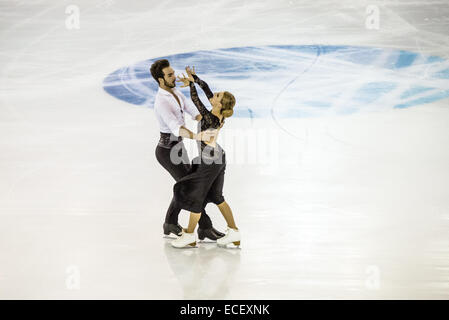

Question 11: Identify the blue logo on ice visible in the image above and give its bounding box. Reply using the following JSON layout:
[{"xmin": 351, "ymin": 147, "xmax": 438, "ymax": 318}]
[{"xmin": 103, "ymin": 45, "xmax": 449, "ymax": 118}]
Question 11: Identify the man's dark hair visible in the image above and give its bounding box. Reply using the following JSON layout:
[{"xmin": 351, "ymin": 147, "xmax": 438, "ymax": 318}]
[{"xmin": 150, "ymin": 59, "xmax": 170, "ymax": 83}]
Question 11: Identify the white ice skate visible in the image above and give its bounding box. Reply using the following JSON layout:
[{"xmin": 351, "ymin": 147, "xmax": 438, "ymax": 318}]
[
  {"xmin": 217, "ymin": 227, "xmax": 241, "ymax": 247},
  {"xmin": 171, "ymin": 231, "xmax": 197, "ymax": 248}
]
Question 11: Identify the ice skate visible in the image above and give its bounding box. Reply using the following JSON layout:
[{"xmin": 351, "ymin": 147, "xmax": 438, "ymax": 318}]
[
  {"xmin": 217, "ymin": 227, "xmax": 241, "ymax": 248},
  {"xmin": 171, "ymin": 231, "xmax": 197, "ymax": 248}
]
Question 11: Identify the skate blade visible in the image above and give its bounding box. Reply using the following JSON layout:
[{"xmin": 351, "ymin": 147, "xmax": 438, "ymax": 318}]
[
  {"xmin": 218, "ymin": 241, "xmax": 241, "ymax": 248},
  {"xmin": 171, "ymin": 242, "xmax": 197, "ymax": 249}
]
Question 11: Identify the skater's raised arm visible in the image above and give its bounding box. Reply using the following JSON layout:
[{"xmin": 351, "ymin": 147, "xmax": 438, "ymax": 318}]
[
  {"xmin": 177, "ymin": 70, "xmax": 220, "ymax": 132},
  {"xmin": 186, "ymin": 66, "xmax": 213, "ymax": 100},
  {"xmin": 178, "ymin": 74, "xmax": 210, "ymax": 118},
  {"xmin": 176, "ymin": 72, "xmax": 211, "ymax": 117},
  {"xmin": 193, "ymin": 74, "xmax": 213, "ymax": 100},
  {"xmin": 188, "ymin": 81, "xmax": 210, "ymax": 116}
]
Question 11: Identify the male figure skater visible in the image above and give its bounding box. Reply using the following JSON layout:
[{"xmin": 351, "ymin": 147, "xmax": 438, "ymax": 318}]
[{"xmin": 151, "ymin": 59, "xmax": 225, "ymax": 240}]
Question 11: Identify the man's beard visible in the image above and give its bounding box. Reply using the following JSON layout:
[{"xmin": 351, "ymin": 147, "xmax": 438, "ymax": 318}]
[{"xmin": 164, "ymin": 78, "xmax": 175, "ymax": 88}]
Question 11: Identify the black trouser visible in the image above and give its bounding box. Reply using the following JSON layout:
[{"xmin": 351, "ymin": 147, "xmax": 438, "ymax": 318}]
[{"xmin": 155, "ymin": 142, "xmax": 213, "ymax": 229}]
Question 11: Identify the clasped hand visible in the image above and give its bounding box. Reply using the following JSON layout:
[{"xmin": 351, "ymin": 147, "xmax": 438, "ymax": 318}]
[{"xmin": 197, "ymin": 128, "xmax": 218, "ymax": 143}]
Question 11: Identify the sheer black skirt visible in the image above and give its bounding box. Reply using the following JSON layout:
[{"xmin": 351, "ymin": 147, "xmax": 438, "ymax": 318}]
[{"xmin": 173, "ymin": 147, "xmax": 226, "ymax": 213}]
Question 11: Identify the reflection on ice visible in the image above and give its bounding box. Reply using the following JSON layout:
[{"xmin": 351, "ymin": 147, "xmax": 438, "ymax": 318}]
[{"xmin": 163, "ymin": 241, "xmax": 241, "ymax": 299}]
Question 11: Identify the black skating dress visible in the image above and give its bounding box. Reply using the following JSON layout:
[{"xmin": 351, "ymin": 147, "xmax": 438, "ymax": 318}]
[{"xmin": 173, "ymin": 75, "xmax": 227, "ymax": 213}]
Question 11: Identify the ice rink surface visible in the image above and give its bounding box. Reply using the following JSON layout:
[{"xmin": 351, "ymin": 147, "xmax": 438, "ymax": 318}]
[{"xmin": 0, "ymin": 0, "xmax": 449, "ymax": 299}]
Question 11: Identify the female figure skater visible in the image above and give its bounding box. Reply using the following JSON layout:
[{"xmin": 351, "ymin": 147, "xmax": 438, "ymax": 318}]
[{"xmin": 171, "ymin": 66, "xmax": 240, "ymax": 248}]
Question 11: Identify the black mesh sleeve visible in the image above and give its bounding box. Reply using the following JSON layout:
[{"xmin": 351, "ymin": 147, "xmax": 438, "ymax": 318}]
[
  {"xmin": 189, "ymin": 82, "xmax": 209, "ymax": 116},
  {"xmin": 189, "ymin": 82, "xmax": 216, "ymax": 128},
  {"xmin": 193, "ymin": 74, "xmax": 213, "ymax": 100}
]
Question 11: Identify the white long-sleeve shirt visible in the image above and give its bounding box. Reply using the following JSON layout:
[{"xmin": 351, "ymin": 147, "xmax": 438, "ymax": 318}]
[{"xmin": 153, "ymin": 87, "xmax": 200, "ymax": 137}]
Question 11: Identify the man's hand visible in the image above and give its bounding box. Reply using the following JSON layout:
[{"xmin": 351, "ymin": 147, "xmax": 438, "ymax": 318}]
[
  {"xmin": 176, "ymin": 74, "xmax": 191, "ymax": 88},
  {"xmin": 195, "ymin": 114, "xmax": 202, "ymax": 121}
]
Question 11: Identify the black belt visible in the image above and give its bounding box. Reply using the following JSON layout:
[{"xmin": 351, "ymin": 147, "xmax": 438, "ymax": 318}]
[{"xmin": 158, "ymin": 132, "xmax": 182, "ymax": 149}]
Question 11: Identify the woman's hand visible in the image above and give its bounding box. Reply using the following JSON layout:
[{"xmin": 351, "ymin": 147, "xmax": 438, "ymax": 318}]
[
  {"xmin": 185, "ymin": 66, "xmax": 196, "ymax": 82},
  {"xmin": 176, "ymin": 74, "xmax": 191, "ymax": 88}
]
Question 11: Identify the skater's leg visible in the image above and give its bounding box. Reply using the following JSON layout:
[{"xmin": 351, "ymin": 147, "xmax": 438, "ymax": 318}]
[
  {"xmin": 206, "ymin": 164, "xmax": 236, "ymax": 229},
  {"xmin": 171, "ymin": 212, "xmax": 200, "ymax": 248},
  {"xmin": 158, "ymin": 145, "xmax": 216, "ymax": 228},
  {"xmin": 217, "ymin": 201, "xmax": 238, "ymax": 230},
  {"xmin": 156, "ymin": 144, "xmax": 190, "ymax": 225},
  {"xmin": 187, "ymin": 212, "xmax": 201, "ymax": 233},
  {"xmin": 165, "ymin": 198, "xmax": 180, "ymax": 224},
  {"xmin": 155, "ymin": 144, "xmax": 191, "ymax": 181},
  {"xmin": 198, "ymin": 208, "xmax": 212, "ymax": 229}
]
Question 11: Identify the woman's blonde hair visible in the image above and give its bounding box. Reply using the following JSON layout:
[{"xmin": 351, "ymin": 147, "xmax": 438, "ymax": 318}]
[{"xmin": 220, "ymin": 91, "xmax": 236, "ymax": 118}]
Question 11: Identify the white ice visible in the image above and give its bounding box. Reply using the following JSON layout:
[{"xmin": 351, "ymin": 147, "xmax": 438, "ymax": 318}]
[{"xmin": 0, "ymin": 0, "xmax": 449, "ymax": 299}]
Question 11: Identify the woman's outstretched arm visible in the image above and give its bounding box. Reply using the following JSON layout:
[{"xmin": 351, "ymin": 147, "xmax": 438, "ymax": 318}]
[
  {"xmin": 186, "ymin": 66, "xmax": 213, "ymax": 100},
  {"xmin": 192, "ymin": 74, "xmax": 213, "ymax": 100},
  {"xmin": 189, "ymin": 81, "xmax": 209, "ymax": 116}
]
